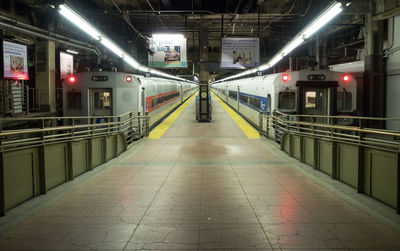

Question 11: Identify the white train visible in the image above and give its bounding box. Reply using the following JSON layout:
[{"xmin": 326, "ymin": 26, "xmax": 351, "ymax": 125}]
[
  {"xmin": 211, "ymin": 70, "xmax": 357, "ymax": 126},
  {"xmin": 62, "ymin": 71, "xmax": 197, "ymax": 127}
]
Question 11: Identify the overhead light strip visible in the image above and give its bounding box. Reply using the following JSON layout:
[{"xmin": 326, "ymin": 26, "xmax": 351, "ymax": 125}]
[
  {"xmin": 58, "ymin": 4, "xmax": 189, "ymax": 82},
  {"xmin": 215, "ymin": 1, "xmax": 344, "ymax": 83}
]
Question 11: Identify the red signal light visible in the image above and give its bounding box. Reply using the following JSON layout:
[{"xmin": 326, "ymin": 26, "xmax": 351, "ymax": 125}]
[
  {"xmin": 67, "ymin": 75, "xmax": 76, "ymax": 84},
  {"xmin": 282, "ymin": 73, "xmax": 290, "ymax": 82},
  {"xmin": 125, "ymin": 75, "xmax": 132, "ymax": 83},
  {"xmin": 342, "ymin": 74, "xmax": 351, "ymax": 82}
]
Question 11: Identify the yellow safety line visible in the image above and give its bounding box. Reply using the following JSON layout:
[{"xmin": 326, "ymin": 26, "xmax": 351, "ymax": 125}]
[
  {"xmin": 212, "ymin": 92, "xmax": 260, "ymax": 139},
  {"xmin": 149, "ymin": 92, "xmax": 198, "ymax": 139}
]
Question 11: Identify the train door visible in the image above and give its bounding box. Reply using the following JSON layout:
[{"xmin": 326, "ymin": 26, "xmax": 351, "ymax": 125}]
[
  {"xmin": 89, "ymin": 88, "xmax": 112, "ymax": 116},
  {"xmin": 300, "ymin": 87, "xmax": 331, "ymax": 123},
  {"xmin": 141, "ymin": 87, "xmax": 146, "ymax": 115},
  {"xmin": 237, "ymin": 86, "xmax": 240, "ymax": 111},
  {"xmin": 180, "ymin": 85, "xmax": 183, "ymax": 103}
]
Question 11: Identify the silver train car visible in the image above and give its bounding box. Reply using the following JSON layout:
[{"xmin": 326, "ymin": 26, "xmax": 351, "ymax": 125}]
[
  {"xmin": 211, "ymin": 70, "xmax": 357, "ymax": 126},
  {"xmin": 62, "ymin": 71, "xmax": 197, "ymax": 127}
]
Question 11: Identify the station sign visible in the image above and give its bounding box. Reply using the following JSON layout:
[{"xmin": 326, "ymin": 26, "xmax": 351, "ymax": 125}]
[
  {"xmin": 60, "ymin": 52, "xmax": 74, "ymax": 80},
  {"xmin": 3, "ymin": 41, "xmax": 29, "ymax": 80},
  {"xmin": 148, "ymin": 34, "xmax": 187, "ymax": 68},
  {"xmin": 221, "ymin": 38, "xmax": 260, "ymax": 69}
]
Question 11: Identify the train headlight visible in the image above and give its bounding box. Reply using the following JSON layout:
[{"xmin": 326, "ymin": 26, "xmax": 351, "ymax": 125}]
[
  {"xmin": 282, "ymin": 73, "xmax": 290, "ymax": 82},
  {"xmin": 125, "ymin": 75, "xmax": 133, "ymax": 83},
  {"xmin": 342, "ymin": 74, "xmax": 351, "ymax": 82},
  {"xmin": 67, "ymin": 75, "xmax": 77, "ymax": 84}
]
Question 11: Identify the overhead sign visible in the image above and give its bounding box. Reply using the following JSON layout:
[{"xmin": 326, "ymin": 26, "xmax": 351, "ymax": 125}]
[
  {"xmin": 60, "ymin": 52, "xmax": 74, "ymax": 80},
  {"xmin": 148, "ymin": 35, "xmax": 187, "ymax": 68},
  {"xmin": 3, "ymin": 41, "xmax": 29, "ymax": 80},
  {"xmin": 221, "ymin": 38, "xmax": 259, "ymax": 69}
]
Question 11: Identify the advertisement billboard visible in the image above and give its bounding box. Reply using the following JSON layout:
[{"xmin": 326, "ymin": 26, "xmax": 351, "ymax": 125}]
[
  {"xmin": 3, "ymin": 41, "xmax": 29, "ymax": 80},
  {"xmin": 148, "ymin": 35, "xmax": 187, "ymax": 68},
  {"xmin": 221, "ymin": 38, "xmax": 259, "ymax": 69},
  {"xmin": 60, "ymin": 52, "xmax": 74, "ymax": 80}
]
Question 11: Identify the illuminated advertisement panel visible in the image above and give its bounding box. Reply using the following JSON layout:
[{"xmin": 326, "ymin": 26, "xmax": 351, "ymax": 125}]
[
  {"xmin": 3, "ymin": 41, "xmax": 29, "ymax": 80},
  {"xmin": 148, "ymin": 35, "xmax": 187, "ymax": 68},
  {"xmin": 221, "ymin": 38, "xmax": 259, "ymax": 69},
  {"xmin": 60, "ymin": 52, "xmax": 74, "ymax": 80}
]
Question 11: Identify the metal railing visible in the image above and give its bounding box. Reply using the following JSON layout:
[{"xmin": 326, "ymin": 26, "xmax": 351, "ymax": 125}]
[
  {"xmin": 0, "ymin": 111, "xmax": 150, "ymax": 152},
  {"xmin": 259, "ymin": 111, "xmax": 400, "ymax": 153}
]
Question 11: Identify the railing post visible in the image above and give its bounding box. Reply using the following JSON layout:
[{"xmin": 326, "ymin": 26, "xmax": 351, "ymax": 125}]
[
  {"xmin": 357, "ymin": 119, "xmax": 365, "ymax": 193},
  {"xmin": 71, "ymin": 118, "xmax": 75, "ymax": 141},
  {"xmin": 39, "ymin": 119, "xmax": 46, "ymax": 194},
  {"xmin": 138, "ymin": 112, "xmax": 142, "ymax": 138},
  {"xmin": 145, "ymin": 112, "xmax": 150, "ymax": 136},
  {"xmin": 25, "ymin": 85, "xmax": 29, "ymax": 115},
  {"xmin": 397, "ymin": 152, "xmax": 400, "ymax": 214},
  {"xmin": 0, "ymin": 119, "xmax": 4, "ymax": 216},
  {"xmin": 266, "ymin": 114, "xmax": 270, "ymax": 140},
  {"xmin": 107, "ymin": 117, "xmax": 111, "ymax": 134},
  {"xmin": 258, "ymin": 112, "xmax": 262, "ymax": 137},
  {"xmin": 331, "ymin": 117, "xmax": 337, "ymax": 180},
  {"xmin": 129, "ymin": 112, "xmax": 134, "ymax": 144},
  {"xmin": 91, "ymin": 118, "xmax": 95, "ymax": 135}
]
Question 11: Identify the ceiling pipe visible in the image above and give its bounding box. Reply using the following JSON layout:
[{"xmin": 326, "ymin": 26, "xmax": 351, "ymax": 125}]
[
  {"xmin": 0, "ymin": 21, "xmax": 97, "ymax": 53},
  {"xmin": 0, "ymin": 14, "xmax": 96, "ymax": 52}
]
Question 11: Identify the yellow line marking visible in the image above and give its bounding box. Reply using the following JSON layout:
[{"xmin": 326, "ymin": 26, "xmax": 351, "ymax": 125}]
[
  {"xmin": 212, "ymin": 92, "xmax": 260, "ymax": 139},
  {"xmin": 149, "ymin": 92, "xmax": 198, "ymax": 139}
]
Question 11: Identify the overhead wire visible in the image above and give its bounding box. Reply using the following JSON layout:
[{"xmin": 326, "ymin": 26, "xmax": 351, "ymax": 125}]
[
  {"xmin": 108, "ymin": 0, "xmax": 149, "ymax": 40},
  {"xmin": 145, "ymin": 0, "xmax": 167, "ymax": 28},
  {"xmin": 260, "ymin": 0, "xmax": 297, "ymax": 32}
]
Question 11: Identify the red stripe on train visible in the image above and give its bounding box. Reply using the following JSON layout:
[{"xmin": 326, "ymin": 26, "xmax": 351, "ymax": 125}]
[{"xmin": 146, "ymin": 90, "xmax": 180, "ymax": 112}]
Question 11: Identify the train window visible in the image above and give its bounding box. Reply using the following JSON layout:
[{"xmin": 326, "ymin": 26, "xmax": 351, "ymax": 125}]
[
  {"xmin": 305, "ymin": 91, "xmax": 317, "ymax": 109},
  {"xmin": 337, "ymin": 92, "xmax": 352, "ymax": 110},
  {"xmin": 67, "ymin": 92, "xmax": 82, "ymax": 109},
  {"xmin": 267, "ymin": 94, "xmax": 271, "ymax": 113},
  {"xmin": 229, "ymin": 90, "xmax": 237, "ymax": 100},
  {"xmin": 94, "ymin": 91, "xmax": 111, "ymax": 109},
  {"xmin": 278, "ymin": 92, "xmax": 295, "ymax": 110}
]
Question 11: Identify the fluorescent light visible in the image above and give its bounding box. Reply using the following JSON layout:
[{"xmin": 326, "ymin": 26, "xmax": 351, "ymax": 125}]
[
  {"xmin": 215, "ymin": 1, "xmax": 344, "ymax": 83},
  {"xmin": 268, "ymin": 54, "xmax": 283, "ymax": 68},
  {"xmin": 101, "ymin": 38, "xmax": 125, "ymax": 58},
  {"xmin": 138, "ymin": 66, "xmax": 150, "ymax": 72},
  {"xmin": 303, "ymin": 2, "xmax": 343, "ymax": 39},
  {"xmin": 152, "ymin": 34, "xmax": 184, "ymax": 39},
  {"xmin": 282, "ymin": 36, "xmax": 304, "ymax": 56},
  {"xmin": 66, "ymin": 49, "xmax": 79, "ymax": 54},
  {"xmin": 58, "ymin": 4, "xmax": 191, "ymax": 83},
  {"xmin": 59, "ymin": 5, "xmax": 101, "ymax": 40},
  {"xmin": 123, "ymin": 56, "xmax": 140, "ymax": 69}
]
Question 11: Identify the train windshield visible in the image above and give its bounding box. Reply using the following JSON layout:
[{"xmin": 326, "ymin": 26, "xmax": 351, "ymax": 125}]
[
  {"xmin": 278, "ymin": 92, "xmax": 295, "ymax": 110},
  {"xmin": 337, "ymin": 92, "xmax": 352, "ymax": 111}
]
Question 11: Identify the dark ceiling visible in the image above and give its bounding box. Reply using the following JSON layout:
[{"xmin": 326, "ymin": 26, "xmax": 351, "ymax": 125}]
[{"xmin": 1, "ymin": 0, "xmax": 355, "ymax": 77}]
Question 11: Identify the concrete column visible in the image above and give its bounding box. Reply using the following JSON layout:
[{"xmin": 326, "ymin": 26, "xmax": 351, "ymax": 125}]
[
  {"xmin": 364, "ymin": 3, "xmax": 385, "ymax": 123},
  {"xmin": 198, "ymin": 20, "xmax": 211, "ymax": 121},
  {"xmin": 36, "ymin": 41, "xmax": 56, "ymax": 112}
]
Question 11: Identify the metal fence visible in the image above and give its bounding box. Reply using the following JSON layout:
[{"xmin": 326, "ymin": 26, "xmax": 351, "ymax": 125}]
[
  {"xmin": 0, "ymin": 112, "xmax": 150, "ymax": 152},
  {"xmin": 259, "ymin": 111, "xmax": 400, "ymax": 212},
  {"xmin": 259, "ymin": 111, "xmax": 400, "ymax": 153}
]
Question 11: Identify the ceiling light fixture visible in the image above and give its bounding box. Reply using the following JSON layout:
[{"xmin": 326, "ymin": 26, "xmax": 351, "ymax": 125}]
[
  {"xmin": 66, "ymin": 49, "xmax": 79, "ymax": 54},
  {"xmin": 214, "ymin": 1, "xmax": 345, "ymax": 83},
  {"xmin": 58, "ymin": 4, "xmax": 189, "ymax": 82}
]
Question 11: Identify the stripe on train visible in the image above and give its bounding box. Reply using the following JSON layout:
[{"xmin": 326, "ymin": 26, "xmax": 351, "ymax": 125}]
[{"xmin": 146, "ymin": 90, "xmax": 180, "ymax": 112}]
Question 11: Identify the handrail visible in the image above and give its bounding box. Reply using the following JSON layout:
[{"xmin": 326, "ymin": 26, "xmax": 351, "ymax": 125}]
[
  {"xmin": 0, "ymin": 111, "xmax": 151, "ymax": 152},
  {"xmin": 273, "ymin": 110, "xmax": 400, "ymax": 120},
  {"xmin": 259, "ymin": 111, "xmax": 400, "ymax": 153}
]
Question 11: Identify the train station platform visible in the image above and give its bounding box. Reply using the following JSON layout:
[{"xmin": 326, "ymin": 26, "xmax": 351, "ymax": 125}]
[{"xmin": 1, "ymin": 94, "xmax": 400, "ymax": 250}]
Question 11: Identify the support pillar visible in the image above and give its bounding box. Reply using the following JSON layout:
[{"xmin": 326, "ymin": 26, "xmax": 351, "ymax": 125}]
[
  {"xmin": 198, "ymin": 21, "xmax": 211, "ymax": 121},
  {"xmin": 36, "ymin": 41, "xmax": 56, "ymax": 112},
  {"xmin": 364, "ymin": 1, "xmax": 385, "ymax": 126}
]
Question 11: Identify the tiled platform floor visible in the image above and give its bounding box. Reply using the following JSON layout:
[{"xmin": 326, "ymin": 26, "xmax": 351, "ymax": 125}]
[{"xmin": 1, "ymin": 96, "xmax": 400, "ymax": 250}]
